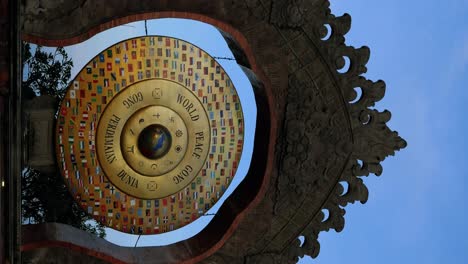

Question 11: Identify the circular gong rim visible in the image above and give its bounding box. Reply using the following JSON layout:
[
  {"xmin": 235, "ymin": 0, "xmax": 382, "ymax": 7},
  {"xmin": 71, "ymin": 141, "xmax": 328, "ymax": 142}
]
[{"xmin": 55, "ymin": 35, "xmax": 245, "ymax": 234}]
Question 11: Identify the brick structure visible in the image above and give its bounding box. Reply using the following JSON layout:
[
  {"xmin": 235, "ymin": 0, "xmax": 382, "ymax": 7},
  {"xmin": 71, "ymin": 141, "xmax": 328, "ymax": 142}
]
[{"xmin": 11, "ymin": 0, "xmax": 406, "ymax": 263}]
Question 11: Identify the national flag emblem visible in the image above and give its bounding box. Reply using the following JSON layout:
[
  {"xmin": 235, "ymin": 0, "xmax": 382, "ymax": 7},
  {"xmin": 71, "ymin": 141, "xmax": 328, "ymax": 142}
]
[{"xmin": 58, "ymin": 143, "xmax": 64, "ymax": 154}]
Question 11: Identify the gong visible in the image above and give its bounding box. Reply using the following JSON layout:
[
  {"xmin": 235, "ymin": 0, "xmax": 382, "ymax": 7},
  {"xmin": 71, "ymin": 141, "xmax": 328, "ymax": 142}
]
[{"xmin": 55, "ymin": 36, "xmax": 244, "ymax": 234}]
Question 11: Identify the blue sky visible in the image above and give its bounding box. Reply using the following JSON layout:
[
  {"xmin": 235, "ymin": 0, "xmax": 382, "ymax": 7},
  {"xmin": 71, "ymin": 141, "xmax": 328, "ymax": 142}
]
[
  {"xmin": 298, "ymin": 1, "xmax": 467, "ymax": 263},
  {"xmin": 63, "ymin": 19, "xmax": 257, "ymax": 247},
  {"xmin": 51, "ymin": 0, "xmax": 468, "ymax": 262}
]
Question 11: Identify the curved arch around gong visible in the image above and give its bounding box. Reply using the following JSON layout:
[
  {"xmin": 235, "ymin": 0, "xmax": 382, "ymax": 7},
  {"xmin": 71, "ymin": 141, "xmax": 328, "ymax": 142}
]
[
  {"xmin": 21, "ymin": 1, "xmax": 406, "ymax": 263},
  {"xmin": 22, "ymin": 11, "xmax": 278, "ymax": 264}
]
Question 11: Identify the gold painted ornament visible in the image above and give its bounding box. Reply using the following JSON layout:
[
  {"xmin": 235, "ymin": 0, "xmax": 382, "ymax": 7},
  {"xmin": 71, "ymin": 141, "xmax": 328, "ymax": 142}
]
[
  {"xmin": 97, "ymin": 79, "xmax": 210, "ymax": 199},
  {"xmin": 56, "ymin": 36, "xmax": 244, "ymax": 234}
]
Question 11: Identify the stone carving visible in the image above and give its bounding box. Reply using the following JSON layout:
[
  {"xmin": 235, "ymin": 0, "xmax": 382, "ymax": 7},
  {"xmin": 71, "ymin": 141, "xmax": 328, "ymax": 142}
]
[
  {"xmin": 275, "ymin": 1, "xmax": 407, "ymax": 261},
  {"xmin": 19, "ymin": 0, "xmax": 406, "ymax": 263},
  {"xmin": 21, "ymin": 0, "xmax": 87, "ymax": 28},
  {"xmin": 246, "ymin": 252, "xmax": 297, "ymax": 264},
  {"xmin": 270, "ymin": 0, "xmax": 308, "ymax": 28}
]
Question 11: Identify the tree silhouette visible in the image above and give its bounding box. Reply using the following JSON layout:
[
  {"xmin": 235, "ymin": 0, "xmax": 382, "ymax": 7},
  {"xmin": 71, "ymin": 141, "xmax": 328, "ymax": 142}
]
[{"xmin": 21, "ymin": 42, "xmax": 105, "ymax": 238}]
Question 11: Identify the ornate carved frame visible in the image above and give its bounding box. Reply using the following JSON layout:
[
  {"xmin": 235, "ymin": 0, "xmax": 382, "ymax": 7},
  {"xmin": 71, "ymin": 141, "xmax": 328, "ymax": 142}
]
[{"xmin": 16, "ymin": 0, "xmax": 405, "ymax": 263}]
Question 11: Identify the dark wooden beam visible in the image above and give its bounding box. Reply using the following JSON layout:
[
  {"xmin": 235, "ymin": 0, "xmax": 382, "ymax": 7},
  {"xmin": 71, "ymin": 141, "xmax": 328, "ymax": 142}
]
[{"xmin": 1, "ymin": 0, "xmax": 21, "ymax": 263}]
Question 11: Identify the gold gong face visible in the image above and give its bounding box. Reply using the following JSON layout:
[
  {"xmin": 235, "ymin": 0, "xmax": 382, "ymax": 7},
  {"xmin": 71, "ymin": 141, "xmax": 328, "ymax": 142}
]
[
  {"xmin": 96, "ymin": 79, "xmax": 210, "ymax": 199},
  {"xmin": 56, "ymin": 36, "xmax": 245, "ymax": 234}
]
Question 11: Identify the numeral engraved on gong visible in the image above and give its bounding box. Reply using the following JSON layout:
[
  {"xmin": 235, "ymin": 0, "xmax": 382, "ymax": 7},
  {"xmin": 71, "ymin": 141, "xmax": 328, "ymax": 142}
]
[
  {"xmin": 126, "ymin": 145, "xmax": 135, "ymax": 153},
  {"xmin": 129, "ymin": 129, "xmax": 135, "ymax": 135},
  {"xmin": 151, "ymin": 164, "xmax": 157, "ymax": 170}
]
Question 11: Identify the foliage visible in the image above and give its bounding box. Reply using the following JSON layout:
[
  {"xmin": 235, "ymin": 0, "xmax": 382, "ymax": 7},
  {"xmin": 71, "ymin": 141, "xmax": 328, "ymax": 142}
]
[
  {"xmin": 21, "ymin": 42, "xmax": 105, "ymax": 238},
  {"xmin": 22, "ymin": 42, "xmax": 73, "ymax": 99},
  {"xmin": 21, "ymin": 168, "xmax": 106, "ymax": 238}
]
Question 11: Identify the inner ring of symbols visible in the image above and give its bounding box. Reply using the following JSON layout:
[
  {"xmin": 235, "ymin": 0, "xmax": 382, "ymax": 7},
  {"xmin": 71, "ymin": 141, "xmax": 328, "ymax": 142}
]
[
  {"xmin": 121, "ymin": 105, "xmax": 188, "ymax": 176},
  {"xmin": 96, "ymin": 79, "xmax": 210, "ymax": 199}
]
